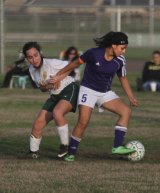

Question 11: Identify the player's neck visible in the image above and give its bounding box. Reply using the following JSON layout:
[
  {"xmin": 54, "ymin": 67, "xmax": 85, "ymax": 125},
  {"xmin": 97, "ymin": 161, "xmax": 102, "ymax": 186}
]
[{"xmin": 104, "ymin": 48, "xmax": 114, "ymax": 61}]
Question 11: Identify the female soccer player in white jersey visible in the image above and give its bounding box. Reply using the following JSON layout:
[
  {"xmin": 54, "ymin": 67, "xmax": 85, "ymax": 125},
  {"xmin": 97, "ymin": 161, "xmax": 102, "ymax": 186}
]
[
  {"xmin": 53, "ymin": 31, "xmax": 139, "ymax": 161},
  {"xmin": 22, "ymin": 42, "xmax": 79, "ymax": 158}
]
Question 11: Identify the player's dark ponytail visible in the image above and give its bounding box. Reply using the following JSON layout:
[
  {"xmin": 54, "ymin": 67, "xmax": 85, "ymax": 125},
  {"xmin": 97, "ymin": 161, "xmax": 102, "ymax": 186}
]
[
  {"xmin": 94, "ymin": 31, "xmax": 115, "ymax": 47},
  {"xmin": 22, "ymin": 42, "xmax": 42, "ymax": 57},
  {"xmin": 94, "ymin": 31, "xmax": 128, "ymax": 48}
]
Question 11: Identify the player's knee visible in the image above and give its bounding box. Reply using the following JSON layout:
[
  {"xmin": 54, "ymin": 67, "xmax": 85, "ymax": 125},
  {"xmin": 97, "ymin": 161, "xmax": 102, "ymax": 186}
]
[
  {"xmin": 33, "ymin": 118, "xmax": 44, "ymax": 132},
  {"xmin": 53, "ymin": 108, "xmax": 63, "ymax": 120},
  {"xmin": 123, "ymin": 106, "xmax": 132, "ymax": 118},
  {"xmin": 77, "ymin": 120, "xmax": 88, "ymax": 130},
  {"xmin": 34, "ymin": 117, "xmax": 44, "ymax": 126},
  {"xmin": 32, "ymin": 126, "xmax": 42, "ymax": 138},
  {"xmin": 120, "ymin": 106, "xmax": 132, "ymax": 119}
]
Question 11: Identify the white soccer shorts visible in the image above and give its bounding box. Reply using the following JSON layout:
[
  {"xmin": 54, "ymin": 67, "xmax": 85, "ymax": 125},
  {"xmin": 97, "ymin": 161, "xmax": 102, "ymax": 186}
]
[{"xmin": 78, "ymin": 86, "xmax": 119, "ymax": 108}]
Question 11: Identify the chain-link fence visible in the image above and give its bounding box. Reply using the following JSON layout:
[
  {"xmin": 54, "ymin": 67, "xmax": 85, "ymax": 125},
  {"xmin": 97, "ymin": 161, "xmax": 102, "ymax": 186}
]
[{"xmin": 1, "ymin": 4, "xmax": 160, "ymax": 73}]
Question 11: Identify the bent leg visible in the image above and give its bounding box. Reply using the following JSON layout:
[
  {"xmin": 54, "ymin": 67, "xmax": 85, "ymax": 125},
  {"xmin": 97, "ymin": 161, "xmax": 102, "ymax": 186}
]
[
  {"xmin": 65, "ymin": 85, "xmax": 96, "ymax": 160},
  {"xmin": 32, "ymin": 109, "xmax": 53, "ymax": 137},
  {"xmin": 53, "ymin": 99, "xmax": 72, "ymax": 126},
  {"xmin": 102, "ymin": 99, "xmax": 133, "ymax": 153},
  {"xmin": 65, "ymin": 105, "xmax": 93, "ymax": 159},
  {"xmin": 30, "ymin": 109, "xmax": 53, "ymax": 152},
  {"xmin": 102, "ymin": 98, "xmax": 131, "ymax": 127},
  {"xmin": 72, "ymin": 105, "xmax": 93, "ymax": 138},
  {"xmin": 53, "ymin": 100, "xmax": 73, "ymax": 147}
]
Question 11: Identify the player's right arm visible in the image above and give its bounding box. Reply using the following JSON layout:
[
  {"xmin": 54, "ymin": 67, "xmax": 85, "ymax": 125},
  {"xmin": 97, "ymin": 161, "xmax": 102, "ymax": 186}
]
[
  {"xmin": 53, "ymin": 58, "xmax": 84, "ymax": 84},
  {"xmin": 53, "ymin": 49, "xmax": 92, "ymax": 84},
  {"xmin": 58, "ymin": 58, "xmax": 83, "ymax": 76}
]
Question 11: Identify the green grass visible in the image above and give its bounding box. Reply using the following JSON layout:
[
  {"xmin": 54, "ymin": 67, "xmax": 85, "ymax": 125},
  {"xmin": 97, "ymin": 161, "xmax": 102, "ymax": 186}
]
[{"xmin": 0, "ymin": 73, "xmax": 160, "ymax": 193}]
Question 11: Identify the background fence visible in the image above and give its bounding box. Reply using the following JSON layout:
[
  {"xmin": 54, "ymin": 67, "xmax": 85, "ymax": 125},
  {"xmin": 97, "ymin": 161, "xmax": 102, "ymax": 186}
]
[{"xmin": 1, "ymin": 1, "xmax": 160, "ymax": 73}]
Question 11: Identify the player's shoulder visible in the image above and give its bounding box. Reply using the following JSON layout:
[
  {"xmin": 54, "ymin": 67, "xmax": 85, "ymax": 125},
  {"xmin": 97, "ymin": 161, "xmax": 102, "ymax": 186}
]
[
  {"xmin": 43, "ymin": 58, "xmax": 55, "ymax": 65},
  {"xmin": 29, "ymin": 64, "xmax": 35, "ymax": 73},
  {"xmin": 83, "ymin": 48, "xmax": 93, "ymax": 54},
  {"xmin": 88, "ymin": 47, "xmax": 103, "ymax": 53},
  {"xmin": 117, "ymin": 55, "xmax": 126, "ymax": 61},
  {"xmin": 44, "ymin": 57, "xmax": 69, "ymax": 70},
  {"xmin": 43, "ymin": 58, "xmax": 64, "ymax": 66},
  {"xmin": 83, "ymin": 47, "xmax": 104, "ymax": 56},
  {"xmin": 115, "ymin": 55, "xmax": 126, "ymax": 65}
]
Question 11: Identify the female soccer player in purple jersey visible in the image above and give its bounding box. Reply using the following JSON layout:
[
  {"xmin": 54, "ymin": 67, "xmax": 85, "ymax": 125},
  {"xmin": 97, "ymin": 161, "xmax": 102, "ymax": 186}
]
[{"xmin": 53, "ymin": 31, "xmax": 139, "ymax": 161}]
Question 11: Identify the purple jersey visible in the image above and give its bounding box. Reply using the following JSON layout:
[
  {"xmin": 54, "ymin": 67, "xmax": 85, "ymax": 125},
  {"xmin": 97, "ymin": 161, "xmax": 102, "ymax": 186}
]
[{"xmin": 80, "ymin": 47, "xmax": 126, "ymax": 92}]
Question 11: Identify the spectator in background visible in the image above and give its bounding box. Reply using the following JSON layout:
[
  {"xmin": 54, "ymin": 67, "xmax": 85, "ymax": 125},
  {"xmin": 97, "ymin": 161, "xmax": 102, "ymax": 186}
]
[
  {"xmin": 60, "ymin": 46, "xmax": 81, "ymax": 83},
  {"xmin": 137, "ymin": 50, "xmax": 160, "ymax": 91},
  {"xmin": 1, "ymin": 51, "xmax": 37, "ymax": 88}
]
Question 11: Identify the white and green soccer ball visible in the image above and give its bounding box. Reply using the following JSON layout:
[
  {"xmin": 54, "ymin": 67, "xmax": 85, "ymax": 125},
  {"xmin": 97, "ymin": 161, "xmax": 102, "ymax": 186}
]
[{"xmin": 125, "ymin": 140, "xmax": 145, "ymax": 162}]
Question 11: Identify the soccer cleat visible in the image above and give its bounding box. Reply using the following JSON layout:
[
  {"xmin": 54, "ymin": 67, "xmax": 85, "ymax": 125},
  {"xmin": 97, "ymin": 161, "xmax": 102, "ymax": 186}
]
[
  {"xmin": 58, "ymin": 145, "xmax": 68, "ymax": 158},
  {"xmin": 30, "ymin": 151, "xmax": 39, "ymax": 159},
  {"xmin": 64, "ymin": 154, "xmax": 75, "ymax": 162},
  {"xmin": 112, "ymin": 146, "xmax": 136, "ymax": 155}
]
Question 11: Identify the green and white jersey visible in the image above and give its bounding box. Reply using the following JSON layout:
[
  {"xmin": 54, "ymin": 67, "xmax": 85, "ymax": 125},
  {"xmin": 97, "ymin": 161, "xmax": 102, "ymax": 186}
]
[{"xmin": 29, "ymin": 58, "xmax": 74, "ymax": 94}]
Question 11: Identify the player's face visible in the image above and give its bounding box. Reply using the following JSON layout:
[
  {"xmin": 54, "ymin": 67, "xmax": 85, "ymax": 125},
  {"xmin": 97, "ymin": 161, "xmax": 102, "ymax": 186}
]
[
  {"xmin": 26, "ymin": 48, "xmax": 42, "ymax": 68},
  {"xmin": 68, "ymin": 50, "xmax": 77, "ymax": 61},
  {"xmin": 112, "ymin": 45, "xmax": 127, "ymax": 57},
  {"xmin": 152, "ymin": 53, "xmax": 160, "ymax": 65}
]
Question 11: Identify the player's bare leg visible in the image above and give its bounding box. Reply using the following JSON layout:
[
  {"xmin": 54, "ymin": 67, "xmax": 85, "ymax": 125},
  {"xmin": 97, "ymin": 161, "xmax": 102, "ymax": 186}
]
[
  {"xmin": 72, "ymin": 105, "xmax": 93, "ymax": 137},
  {"xmin": 102, "ymin": 98, "xmax": 131, "ymax": 127},
  {"xmin": 30, "ymin": 110, "xmax": 53, "ymax": 158},
  {"xmin": 53, "ymin": 100, "xmax": 73, "ymax": 158},
  {"xmin": 102, "ymin": 98, "xmax": 135, "ymax": 154},
  {"xmin": 32, "ymin": 110, "xmax": 53, "ymax": 137},
  {"xmin": 65, "ymin": 105, "xmax": 93, "ymax": 161}
]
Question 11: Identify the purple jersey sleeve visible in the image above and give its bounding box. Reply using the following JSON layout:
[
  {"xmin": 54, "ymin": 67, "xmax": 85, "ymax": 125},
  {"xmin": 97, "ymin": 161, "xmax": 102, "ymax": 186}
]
[
  {"xmin": 116, "ymin": 55, "xmax": 127, "ymax": 77},
  {"xmin": 80, "ymin": 49, "xmax": 93, "ymax": 63}
]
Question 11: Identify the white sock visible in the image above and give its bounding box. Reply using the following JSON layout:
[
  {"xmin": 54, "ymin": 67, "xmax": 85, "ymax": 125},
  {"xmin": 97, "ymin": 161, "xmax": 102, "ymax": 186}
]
[
  {"xmin": 30, "ymin": 134, "xmax": 42, "ymax": 152},
  {"xmin": 56, "ymin": 124, "xmax": 69, "ymax": 145}
]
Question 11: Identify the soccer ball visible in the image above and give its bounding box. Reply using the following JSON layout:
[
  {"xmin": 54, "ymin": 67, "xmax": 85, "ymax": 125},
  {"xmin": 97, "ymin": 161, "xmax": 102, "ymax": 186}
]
[{"xmin": 125, "ymin": 140, "xmax": 145, "ymax": 162}]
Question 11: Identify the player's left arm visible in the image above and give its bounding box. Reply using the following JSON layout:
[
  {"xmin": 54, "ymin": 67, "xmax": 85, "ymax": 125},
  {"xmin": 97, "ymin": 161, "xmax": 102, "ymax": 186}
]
[{"xmin": 119, "ymin": 76, "xmax": 139, "ymax": 107}]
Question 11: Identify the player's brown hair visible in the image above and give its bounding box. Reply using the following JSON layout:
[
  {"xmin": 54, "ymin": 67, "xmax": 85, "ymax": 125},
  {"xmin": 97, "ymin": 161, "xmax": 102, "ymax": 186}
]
[
  {"xmin": 94, "ymin": 31, "xmax": 128, "ymax": 48},
  {"xmin": 22, "ymin": 42, "xmax": 42, "ymax": 57}
]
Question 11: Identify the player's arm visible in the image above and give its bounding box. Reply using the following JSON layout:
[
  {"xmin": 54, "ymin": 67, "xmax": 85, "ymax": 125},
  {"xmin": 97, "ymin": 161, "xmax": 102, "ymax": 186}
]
[
  {"xmin": 53, "ymin": 58, "xmax": 84, "ymax": 84},
  {"xmin": 119, "ymin": 76, "xmax": 139, "ymax": 107},
  {"xmin": 48, "ymin": 71, "xmax": 70, "ymax": 89},
  {"xmin": 58, "ymin": 58, "xmax": 82, "ymax": 76},
  {"xmin": 39, "ymin": 70, "xmax": 71, "ymax": 92}
]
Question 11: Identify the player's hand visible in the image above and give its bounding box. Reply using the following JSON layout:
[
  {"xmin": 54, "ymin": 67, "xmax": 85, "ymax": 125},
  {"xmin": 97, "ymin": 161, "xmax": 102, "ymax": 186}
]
[
  {"xmin": 39, "ymin": 80, "xmax": 46, "ymax": 86},
  {"xmin": 129, "ymin": 96, "xmax": 139, "ymax": 107},
  {"xmin": 48, "ymin": 75, "xmax": 61, "ymax": 89},
  {"xmin": 53, "ymin": 81, "xmax": 61, "ymax": 89},
  {"xmin": 48, "ymin": 75, "xmax": 60, "ymax": 84}
]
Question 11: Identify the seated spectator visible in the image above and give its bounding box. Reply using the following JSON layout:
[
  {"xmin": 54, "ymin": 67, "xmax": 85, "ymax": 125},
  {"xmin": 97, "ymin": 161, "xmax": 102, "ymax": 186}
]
[
  {"xmin": 60, "ymin": 46, "xmax": 81, "ymax": 83},
  {"xmin": 1, "ymin": 51, "xmax": 37, "ymax": 88},
  {"xmin": 137, "ymin": 50, "xmax": 160, "ymax": 91}
]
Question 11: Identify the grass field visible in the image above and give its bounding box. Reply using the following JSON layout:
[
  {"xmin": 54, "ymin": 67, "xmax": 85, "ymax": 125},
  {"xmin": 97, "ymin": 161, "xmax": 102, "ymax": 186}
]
[{"xmin": 0, "ymin": 73, "xmax": 160, "ymax": 193}]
